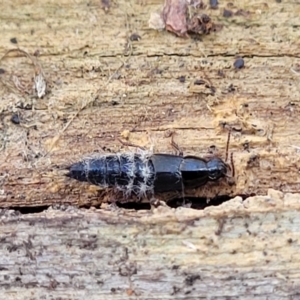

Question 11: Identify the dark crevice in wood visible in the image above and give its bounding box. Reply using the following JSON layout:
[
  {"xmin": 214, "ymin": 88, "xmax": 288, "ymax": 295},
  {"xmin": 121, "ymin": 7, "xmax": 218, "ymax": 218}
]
[
  {"xmin": 168, "ymin": 195, "xmax": 234, "ymax": 209},
  {"xmin": 4, "ymin": 191, "xmax": 255, "ymax": 213},
  {"xmin": 9, "ymin": 206, "xmax": 50, "ymax": 214},
  {"xmin": 167, "ymin": 194, "xmax": 253, "ymax": 209},
  {"xmin": 8, "ymin": 194, "xmax": 254, "ymax": 213},
  {"xmin": 116, "ymin": 194, "xmax": 254, "ymax": 210},
  {"xmin": 116, "ymin": 202, "xmax": 152, "ymax": 210}
]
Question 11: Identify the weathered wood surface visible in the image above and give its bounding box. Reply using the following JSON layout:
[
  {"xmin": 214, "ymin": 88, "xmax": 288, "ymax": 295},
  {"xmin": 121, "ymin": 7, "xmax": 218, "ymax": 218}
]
[
  {"xmin": 0, "ymin": 0, "xmax": 300, "ymax": 206},
  {"xmin": 0, "ymin": 189, "xmax": 300, "ymax": 299},
  {"xmin": 1, "ymin": 0, "xmax": 300, "ymax": 298}
]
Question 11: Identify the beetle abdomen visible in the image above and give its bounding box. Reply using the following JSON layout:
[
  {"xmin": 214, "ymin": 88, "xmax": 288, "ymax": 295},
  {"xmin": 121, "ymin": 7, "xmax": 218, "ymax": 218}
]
[{"xmin": 66, "ymin": 153, "xmax": 156, "ymax": 197}]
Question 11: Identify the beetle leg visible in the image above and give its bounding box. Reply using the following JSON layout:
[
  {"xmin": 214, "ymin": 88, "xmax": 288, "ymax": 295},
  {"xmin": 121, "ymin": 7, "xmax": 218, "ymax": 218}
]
[
  {"xmin": 170, "ymin": 133, "xmax": 183, "ymax": 156},
  {"xmin": 223, "ymin": 153, "xmax": 235, "ymax": 186},
  {"xmin": 117, "ymin": 138, "xmax": 146, "ymax": 151},
  {"xmin": 150, "ymin": 197, "xmax": 167, "ymax": 208}
]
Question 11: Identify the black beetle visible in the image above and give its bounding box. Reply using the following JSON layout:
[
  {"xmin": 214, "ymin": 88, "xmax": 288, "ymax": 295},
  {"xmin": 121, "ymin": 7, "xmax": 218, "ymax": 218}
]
[{"xmin": 66, "ymin": 151, "xmax": 230, "ymax": 199}]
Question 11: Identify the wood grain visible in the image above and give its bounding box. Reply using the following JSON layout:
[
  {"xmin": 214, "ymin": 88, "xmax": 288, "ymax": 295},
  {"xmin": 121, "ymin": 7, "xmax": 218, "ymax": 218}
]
[
  {"xmin": 1, "ymin": 0, "xmax": 300, "ymax": 207},
  {"xmin": 0, "ymin": 189, "xmax": 300, "ymax": 299},
  {"xmin": 1, "ymin": 1, "xmax": 300, "ymax": 297}
]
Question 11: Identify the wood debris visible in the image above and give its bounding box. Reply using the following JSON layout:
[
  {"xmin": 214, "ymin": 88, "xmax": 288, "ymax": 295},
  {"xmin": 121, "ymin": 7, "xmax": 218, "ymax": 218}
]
[
  {"xmin": 162, "ymin": 0, "xmax": 189, "ymax": 37},
  {"xmin": 0, "ymin": 48, "xmax": 46, "ymax": 99},
  {"xmin": 149, "ymin": 0, "xmax": 217, "ymax": 37}
]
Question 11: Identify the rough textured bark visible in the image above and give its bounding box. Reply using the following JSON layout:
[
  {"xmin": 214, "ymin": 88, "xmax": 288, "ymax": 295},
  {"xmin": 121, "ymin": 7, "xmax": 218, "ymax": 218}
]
[
  {"xmin": 0, "ymin": 0, "xmax": 300, "ymax": 298},
  {"xmin": 1, "ymin": 190, "xmax": 300, "ymax": 299}
]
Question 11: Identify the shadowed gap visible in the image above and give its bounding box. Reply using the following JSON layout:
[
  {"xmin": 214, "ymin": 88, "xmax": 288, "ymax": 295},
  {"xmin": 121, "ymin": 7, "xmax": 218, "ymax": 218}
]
[
  {"xmin": 116, "ymin": 194, "xmax": 252, "ymax": 210},
  {"xmin": 7, "ymin": 194, "xmax": 253, "ymax": 214},
  {"xmin": 9, "ymin": 206, "xmax": 50, "ymax": 214}
]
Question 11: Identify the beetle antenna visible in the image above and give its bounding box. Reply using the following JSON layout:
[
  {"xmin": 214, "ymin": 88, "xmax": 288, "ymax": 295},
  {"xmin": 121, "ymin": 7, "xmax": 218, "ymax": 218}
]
[
  {"xmin": 230, "ymin": 152, "xmax": 235, "ymax": 178},
  {"xmin": 224, "ymin": 127, "xmax": 235, "ymax": 180},
  {"xmin": 225, "ymin": 129, "xmax": 231, "ymax": 162}
]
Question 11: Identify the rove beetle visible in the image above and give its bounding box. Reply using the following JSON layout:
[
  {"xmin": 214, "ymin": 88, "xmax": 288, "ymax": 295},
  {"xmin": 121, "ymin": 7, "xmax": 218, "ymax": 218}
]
[{"xmin": 66, "ymin": 132, "xmax": 234, "ymax": 199}]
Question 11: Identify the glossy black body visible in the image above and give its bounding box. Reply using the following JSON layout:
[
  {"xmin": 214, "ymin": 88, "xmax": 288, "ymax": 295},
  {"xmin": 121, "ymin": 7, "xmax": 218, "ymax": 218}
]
[{"xmin": 66, "ymin": 153, "xmax": 228, "ymax": 196}]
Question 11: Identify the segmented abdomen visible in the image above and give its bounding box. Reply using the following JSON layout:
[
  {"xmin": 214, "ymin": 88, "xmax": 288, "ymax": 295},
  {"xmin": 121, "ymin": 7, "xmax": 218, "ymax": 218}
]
[{"xmin": 66, "ymin": 153, "xmax": 155, "ymax": 197}]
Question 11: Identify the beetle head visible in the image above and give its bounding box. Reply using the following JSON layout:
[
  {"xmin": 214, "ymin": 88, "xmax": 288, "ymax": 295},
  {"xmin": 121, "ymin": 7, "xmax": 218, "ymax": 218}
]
[{"xmin": 206, "ymin": 158, "xmax": 228, "ymax": 181}]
